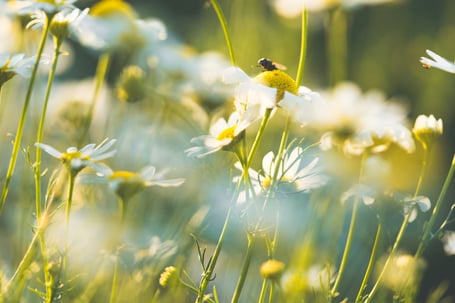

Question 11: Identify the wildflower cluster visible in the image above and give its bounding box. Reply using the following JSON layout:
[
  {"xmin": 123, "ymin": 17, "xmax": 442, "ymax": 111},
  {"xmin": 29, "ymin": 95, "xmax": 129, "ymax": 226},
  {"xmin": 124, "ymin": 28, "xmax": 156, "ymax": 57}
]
[{"xmin": 1, "ymin": 1, "xmax": 455, "ymax": 303}]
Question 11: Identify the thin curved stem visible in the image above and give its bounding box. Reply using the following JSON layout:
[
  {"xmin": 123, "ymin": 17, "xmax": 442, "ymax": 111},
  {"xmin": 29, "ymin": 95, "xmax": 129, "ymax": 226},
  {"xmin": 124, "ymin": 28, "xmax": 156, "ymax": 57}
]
[
  {"xmin": 355, "ymin": 222, "xmax": 383, "ymax": 303},
  {"xmin": 230, "ymin": 234, "xmax": 255, "ymax": 303},
  {"xmin": 364, "ymin": 148, "xmax": 430, "ymax": 303},
  {"xmin": 0, "ymin": 16, "xmax": 51, "ymax": 213},
  {"xmin": 209, "ymin": 0, "xmax": 236, "ymax": 66},
  {"xmin": 246, "ymin": 108, "xmax": 272, "ymax": 169},
  {"xmin": 78, "ymin": 52, "xmax": 110, "ymax": 146},
  {"xmin": 295, "ymin": 6, "xmax": 308, "ymax": 86},
  {"xmin": 257, "ymin": 280, "xmax": 268, "ymax": 303},
  {"xmin": 330, "ymin": 153, "xmax": 368, "ymax": 299},
  {"xmin": 415, "ymin": 153, "xmax": 455, "ymax": 258}
]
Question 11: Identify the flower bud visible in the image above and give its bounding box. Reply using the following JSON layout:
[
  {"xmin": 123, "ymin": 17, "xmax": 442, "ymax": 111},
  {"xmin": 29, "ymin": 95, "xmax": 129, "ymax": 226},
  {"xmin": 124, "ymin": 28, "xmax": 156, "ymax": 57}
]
[
  {"xmin": 412, "ymin": 114, "xmax": 443, "ymax": 148},
  {"xmin": 260, "ymin": 259, "xmax": 285, "ymax": 280}
]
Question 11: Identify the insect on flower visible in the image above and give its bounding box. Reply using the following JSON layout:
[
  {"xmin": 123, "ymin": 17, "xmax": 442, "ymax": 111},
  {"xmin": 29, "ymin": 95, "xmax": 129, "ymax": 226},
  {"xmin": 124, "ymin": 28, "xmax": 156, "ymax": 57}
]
[{"xmin": 257, "ymin": 58, "xmax": 287, "ymax": 71}]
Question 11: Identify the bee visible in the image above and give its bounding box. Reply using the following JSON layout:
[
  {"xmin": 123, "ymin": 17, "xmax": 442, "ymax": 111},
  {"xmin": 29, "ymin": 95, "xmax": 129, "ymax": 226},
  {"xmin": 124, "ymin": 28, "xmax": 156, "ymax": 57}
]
[{"xmin": 257, "ymin": 58, "xmax": 287, "ymax": 71}]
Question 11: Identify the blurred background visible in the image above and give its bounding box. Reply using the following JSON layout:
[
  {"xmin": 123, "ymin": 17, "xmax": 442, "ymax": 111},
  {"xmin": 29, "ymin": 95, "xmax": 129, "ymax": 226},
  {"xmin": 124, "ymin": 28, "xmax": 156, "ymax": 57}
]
[{"xmin": 1, "ymin": 0, "xmax": 455, "ymax": 301}]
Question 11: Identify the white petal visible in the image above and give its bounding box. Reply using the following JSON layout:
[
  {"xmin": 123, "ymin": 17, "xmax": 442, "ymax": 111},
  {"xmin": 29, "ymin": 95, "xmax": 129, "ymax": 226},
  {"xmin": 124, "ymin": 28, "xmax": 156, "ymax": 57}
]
[{"xmin": 35, "ymin": 143, "xmax": 63, "ymax": 159}]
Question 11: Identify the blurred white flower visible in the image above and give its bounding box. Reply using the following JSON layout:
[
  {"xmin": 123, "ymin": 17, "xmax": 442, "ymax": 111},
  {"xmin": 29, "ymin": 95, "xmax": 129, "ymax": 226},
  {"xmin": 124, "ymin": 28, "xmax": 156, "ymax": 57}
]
[
  {"xmin": 307, "ymin": 82, "xmax": 414, "ymax": 155},
  {"xmin": 234, "ymin": 146, "xmax": 327, "ymax": 203},
  {"xmin": 420, "ymin": 50, "xmax": 455, "ymax": 74},
  {"xmin": 270, "ymin": 0, "xmax": 398, "ymax": 17},
  {"xmin": 0, "ymin": 53, "xmax": 43, "ymax": 86},
  {"xmin": 35, "ymin": 138, "xmax": 117, "ymax": 174},
  {"xmin": 402, "ymin": 195, "xmax": 431, "ymax": 223},
  {"xmin": 185, "ymin": 111, "xmax": 250, "ymax": 158},
  {"xmin": 94, "ymin": 164, "xmax": 184, "ymax": 201},
  {"xmin": 341, "ymin": 183, "xmax": 376, "ymax": 205},
  {"xmin": 442, "ymin": 231, "xmax": 455, "ymax": 256},
  {"xmin": 8, "ymin": 0, "xmax": 77, "ymax": 15}
]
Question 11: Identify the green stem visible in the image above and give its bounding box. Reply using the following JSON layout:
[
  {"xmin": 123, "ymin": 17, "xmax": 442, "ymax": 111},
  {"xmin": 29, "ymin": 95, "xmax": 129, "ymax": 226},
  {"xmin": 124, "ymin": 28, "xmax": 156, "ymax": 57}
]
[
  {"xmin": 295, "ymin": 7, "xmax": 308, "ymax": 86},
  {"xmin": 209, "ymin": 0, "xmax": 236, "ymax": 66},
  {"xmin": 364, "ymin": 148, "xmax": 430, "ymax": 303},
  {"xmin": 109, "ymin": 253, "xmax": 120, "ymax": 303},
  {"xmin": 246, "ymin": 108, "xmax": 272, "ymax": 169},
  {"xmin": 230, "ymin": 234, "xmax": 255, "ymax": 303},
  {"xmin": 109, "ymin": 197, "xmax": 128, "ymax": 303},
  {"xmin": 78, "ymin": 52, "xmax": 110, "ymax": 146},
  {"xmin": 355, "ymin": 222, "xmax": 383, "ymax": 303},
  {"xmin": 327, "ymin": 8, "xmax": 347, "ymax": 86},
  {"xmin": 415, "ymin": 153, "xmax": 455, "ymax": 258},
  {"xmin": 0, "ymin": 16, "xmax": 51, "ymax": 213},
  {"xmin": 196, "ymin": 207, "xmax": 232, "ymax": 303},
  {"xmin": 35, "ymin": 39, "xmax": 63, "ymax": 222},
  {"xmin": 257, "ymin": 280, "xmax": 268, "ymax": 303},
  {"xmin": 65, "ymin": 172, "xmax": 76, "ymax": 227}
]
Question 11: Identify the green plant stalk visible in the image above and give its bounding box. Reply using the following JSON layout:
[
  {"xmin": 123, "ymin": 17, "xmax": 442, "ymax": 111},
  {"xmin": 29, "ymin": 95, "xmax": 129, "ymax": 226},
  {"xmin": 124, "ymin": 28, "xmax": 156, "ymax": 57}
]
[
  {"xmin": 267, "ymin": 283, "xmax": 275, "ymax": 303},
  {"xmin": 209, "ymin": 0, "xmax": 236, "ymax": 66},
  {"xmin": 78, "ymin": 52, "xmax": 110, "ymax": 146},
  {"xmin": 295, "ymin": 7, "xmax": 308, "ymax": 87},
  {"xmin": 246, "ymin": 108, "xmax": 272, "ymax": 169},
  {"xmin": 230, "ymin": 234, "xmax": 255, "ymax": 303},
  {"xmin": 364, "ymin": 147, "xmax": 430, "ymax": 303},
  {"xmin": 327, "ymin": 7, "xmax": 347, "ymax": 86},
  {"xmin": 35, "ymin": 38, "xmax": 63, "ymax": 219},
  {"xmin": 109, "ymin": 197, "xmax": 128, "ymax": 303},
  {"xmin": 0, "ymin": 17, "xmax": 51, "ymax": 213},
  {"xmin": 257, "ymin": 280, "xmax": 268, "ymax": 303},
  {"xmin": 354, "ymin": 222, "xmax": 383, "ymax": 303},
  {"xmin": 415, "ymin": 153, "xmax": 455, "ymax": 258},
  {"xmin": 35, "ymin": 37, "xmax": 63, "ymax": 298},
  {"xmin": 196, "ymin": 207, "xmax": 232, "ymax": 303},
  {"xmin": 330, "ymin": 153, "xmax": 367, "ymax": 298}
]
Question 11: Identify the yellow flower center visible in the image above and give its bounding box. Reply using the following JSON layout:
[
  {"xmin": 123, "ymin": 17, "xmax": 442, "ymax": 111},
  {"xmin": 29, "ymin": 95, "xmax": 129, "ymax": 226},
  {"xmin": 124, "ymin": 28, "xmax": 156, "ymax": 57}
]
[
  {"xmin": 261, "ymin": 177, "xmax": 272, "ymax": 189},
  {"xmin": 90, "ymin": 0, "xmax": 137, "ymax": 19},
  {"xmin": 109, "ymin": 170, "xmax": 140, "ymax": 181},
  {"xmin": 253, "ymin": 70, "xmax": 298, "ymax": 101},
  {"xmin": 216, "ymin": 125, "xmax": 237, "ymax": 141},
  {"xmin": 62, "ymin": 151, "xmax": 89, "ymax": 161}
]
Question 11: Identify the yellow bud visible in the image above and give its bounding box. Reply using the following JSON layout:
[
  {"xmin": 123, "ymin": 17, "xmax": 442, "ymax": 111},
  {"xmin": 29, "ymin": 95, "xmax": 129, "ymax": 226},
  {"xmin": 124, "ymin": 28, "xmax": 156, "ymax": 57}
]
[
  {"xmin": 90, "ymin": 0, "xmax": 137, "ymax": 19},
  {"xmin": 260, "ymin": 259, "xmax": 285, "ymax": 280}
]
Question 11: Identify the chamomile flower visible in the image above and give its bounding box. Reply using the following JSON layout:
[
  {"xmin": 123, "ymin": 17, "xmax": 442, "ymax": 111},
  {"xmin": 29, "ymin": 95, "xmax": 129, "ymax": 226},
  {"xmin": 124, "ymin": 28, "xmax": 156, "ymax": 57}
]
[
  {"xmin": 9, "ymin": 0, "xmax": 77, "ymax": 15},
  {"xmin": 223, "ymin": 66, "xmax": 318, "ymax": 123},
  {"xmin": 35, "ymin": 138, "xmax": 117, "ymax": 175},
  {"xmin": 234, "ymin": 147, "xmax": 326, "ymax": 203},
  {"xmin": 271, "ymin": 0, "xmax": 398, "ymax": 18},
  {"xmin": 185, "ymin": 111, "xmax": 250, "ymax": 158},
  {"xmin": 412, "ymin": 114, "xmax": 443, "ymax": 148},
  {"xmin": 420, "ymin": 50, "xmax": 455, "ymax": 74},
  {"xmin": 307, "ymin": 82, "xmax": 415, "ymax": 155},
  {"xmin": 94, "ymin": 164, "xmax": 184, "ymax": 202},
  {"xmin": 0, "ymin": 53, "xmax": 38, "ymax": 86}
]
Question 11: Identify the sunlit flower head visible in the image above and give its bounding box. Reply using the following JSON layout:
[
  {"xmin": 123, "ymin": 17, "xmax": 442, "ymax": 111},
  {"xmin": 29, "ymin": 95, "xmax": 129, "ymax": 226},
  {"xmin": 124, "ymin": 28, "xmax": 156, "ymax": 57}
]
[
  {"xmin": 420, "ymin": 50, "xmax": 455, "ymax": 74},
  {"xmin": 35, "ymin": 138, "xmax": 117, "ymax": 175},
  {"xmin": 95, "ymin": 164, "xmax": 185, "ymax": 202},
  {"xmin": 75, "ymin": 0, "xmax": 166, "ymax": 53},
  {"xmin": 9, "ymin": 0, "xmax": 77, "ymax": 15},
  {"xmin": 442, "ymin": 231, "xmax": 455, "ymax": 256},
  {"xmin": 270, "ymin": 0, "xmax": 398, "ymax": 17},
  {"xmin": 224, "ymin": 66, "xmax": 319, "ymax": 124},
  {"xmin": 0, "ymin": 53, "xmax": 38, "ymax": 86},
  {"xmin": 378, "ymin": 253, "xmax": 425, "ymax": 291},
  {"xmin": 234, "ymin": 146, "xmax": 327, "ymax": 203},
  {"xmin": 260, "ymin": 259, "xmax": 285, "ymax": 280},
  {"xmin": 412, "ymin": 114, "xmax": 443, "ymax": 148},
  {"xmin": 185, "ymin": 111, "xmax": 250, "ymax": 158},
  {"xmin": 308, "ymin": 82, "xmax": 415, "ymax": 155}
]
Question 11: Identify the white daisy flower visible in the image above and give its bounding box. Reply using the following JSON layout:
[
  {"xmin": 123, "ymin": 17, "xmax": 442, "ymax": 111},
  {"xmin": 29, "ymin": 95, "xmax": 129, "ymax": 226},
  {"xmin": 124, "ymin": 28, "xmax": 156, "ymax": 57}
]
[
  {"xmin": 307, "ymin": 82, "xmax": 415, "ymax": 155},
  {"xmin": 94, "ymin": 164, "xmax": 184, "ymax": 201},
  {"xmin": 412, "ymin": 114, "xmax": 443, "ymax": 147},
  {"xmin": 420, "ymin": 50, "xmax": 455, "ymax": 74},
  {"xmin": 35, "ymin": 138, "xmax": 117, "ymax": 174},
  {"xmin": 0, "ymin": 53, "xmax": 43, "ymax": 86},
  {"xmin": 234, "ymin": 146, "xmax": 327, "ymax": 203},
  {"xmin": 185, "ymin": 111, "xmax": 250, "ymax": 158},
  {"xmin": 8, "ymin": 0, "xmax": 77, "ymax": 15}
]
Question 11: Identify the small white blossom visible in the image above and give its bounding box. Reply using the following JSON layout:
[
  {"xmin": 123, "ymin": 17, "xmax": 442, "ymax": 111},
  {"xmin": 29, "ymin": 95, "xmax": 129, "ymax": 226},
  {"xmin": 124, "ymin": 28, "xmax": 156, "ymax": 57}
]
[
  {"xmin": 35, "ymin": 138, "xmax": 117, "ymax": 174},
  {"xmin": 442, "ymin": 231, "xmax": 455, "ymax": 256},
  {"xmin": 8, "ymin": 0, "xmax": 77, "ymax": 15},
  {"xmin": 402, "ymin": 195, "xmax": 431, "ymax": 223},
  {"xmin": 185, "ymin": 112, "xmax": 251, "ymax": 158},
  {"xmin": 0, "ymin": 53, "xmax": 38, "ymax": 78},
  {"xmin": 420, "ymin": 50, "xmax": 455, "ymax": 74},
  {"xmin": 234, "ymin": 147, "xmax": 326, "ymax": 203}
]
